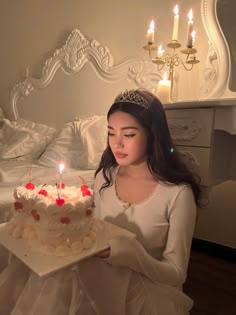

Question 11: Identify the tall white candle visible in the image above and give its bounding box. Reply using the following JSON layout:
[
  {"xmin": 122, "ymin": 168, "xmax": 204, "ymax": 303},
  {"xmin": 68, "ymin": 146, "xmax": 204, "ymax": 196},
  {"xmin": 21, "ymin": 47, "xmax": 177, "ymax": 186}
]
[
  {"xmin": 191, "ymin": 30, "xmax": 196, "ymax": 47},
  {"xmin": 158, "ymin": 72, "xmax": 171, "ymax": 103},
  {"xmin": 187, "ymin": 9, "xmax": 194, "ymax": 48},
  {"xmin": 172, "ymin": 5, "xmax": 179, "ymax": 41},
  {"xmin": 146, "ymin": 20, "xmax": 155, "ymax": 44}
]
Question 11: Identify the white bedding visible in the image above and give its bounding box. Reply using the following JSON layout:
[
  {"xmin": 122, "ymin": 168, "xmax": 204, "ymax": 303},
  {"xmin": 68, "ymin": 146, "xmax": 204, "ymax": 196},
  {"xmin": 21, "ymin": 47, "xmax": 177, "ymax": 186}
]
[
  {"xmin": 0, "ymin": 160, "xmax": 36, "ymax": 184},
  {"xmin": 0, "ymin": 161, "xmax": 95, "ymax": 186},
  {"xmin": 0, "ymin": 115, "xmax": 109, "ymax": 224}
]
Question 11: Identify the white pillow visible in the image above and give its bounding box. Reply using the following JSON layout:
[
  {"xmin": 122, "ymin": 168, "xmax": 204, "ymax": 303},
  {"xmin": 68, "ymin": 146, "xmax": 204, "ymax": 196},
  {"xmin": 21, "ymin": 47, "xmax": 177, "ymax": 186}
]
[
  {"xmin": 38, "ymin": 115, "xmax": 107, "ymax": 170},
  {"xmin": 77, "ymin": 115, "xmax": 107, "ymax": 169},
  {"xmin": 38, "ymin": 120, "xmax": 87, "ymax": 169},
  {"xmin": 0, "ymin": 119, "xmax": 57, "ymax": 161}
]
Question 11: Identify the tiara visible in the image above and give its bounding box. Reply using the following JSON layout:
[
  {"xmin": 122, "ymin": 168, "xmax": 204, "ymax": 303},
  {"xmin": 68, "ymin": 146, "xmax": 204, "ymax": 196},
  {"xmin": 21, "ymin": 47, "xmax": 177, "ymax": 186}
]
[{"xmin": 113, "ymin": 89, "xmax": 149, "ymax": 109}]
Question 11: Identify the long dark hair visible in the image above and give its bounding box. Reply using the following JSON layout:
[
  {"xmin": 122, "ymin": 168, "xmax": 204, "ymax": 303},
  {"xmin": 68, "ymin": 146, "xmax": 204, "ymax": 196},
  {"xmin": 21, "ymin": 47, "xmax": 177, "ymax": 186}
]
[{"xmin": 95, "ymin": 89, "xmax": 201, "ymax": 206}]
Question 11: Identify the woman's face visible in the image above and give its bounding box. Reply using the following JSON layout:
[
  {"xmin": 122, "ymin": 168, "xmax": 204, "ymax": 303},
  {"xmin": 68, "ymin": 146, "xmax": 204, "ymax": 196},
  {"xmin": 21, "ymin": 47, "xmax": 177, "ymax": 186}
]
[{"xmin": 108, "ymin": 111, "xmax": 148, "ymax": 166}]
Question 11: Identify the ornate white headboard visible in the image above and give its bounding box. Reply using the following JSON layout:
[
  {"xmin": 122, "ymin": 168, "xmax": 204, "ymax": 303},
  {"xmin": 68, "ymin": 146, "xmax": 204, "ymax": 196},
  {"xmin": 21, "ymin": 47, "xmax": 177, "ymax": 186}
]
[{"xmin": 9, "ymin": 29, "xmax": 162, "ymax": 129}]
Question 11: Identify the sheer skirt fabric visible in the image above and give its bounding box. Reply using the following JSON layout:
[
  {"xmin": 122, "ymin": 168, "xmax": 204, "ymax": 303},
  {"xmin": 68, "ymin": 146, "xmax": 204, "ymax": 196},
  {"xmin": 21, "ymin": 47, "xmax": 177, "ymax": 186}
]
[{"xmin": 0, "ymin": 255, "xmax": 192, "ymax": 315}]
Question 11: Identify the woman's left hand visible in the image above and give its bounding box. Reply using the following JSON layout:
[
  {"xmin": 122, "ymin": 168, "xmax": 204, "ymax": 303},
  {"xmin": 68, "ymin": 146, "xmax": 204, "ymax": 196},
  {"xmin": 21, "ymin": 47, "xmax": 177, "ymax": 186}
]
[{"xmin": 94, "ymin": 247, "xmax": 111, "ymax": 258}]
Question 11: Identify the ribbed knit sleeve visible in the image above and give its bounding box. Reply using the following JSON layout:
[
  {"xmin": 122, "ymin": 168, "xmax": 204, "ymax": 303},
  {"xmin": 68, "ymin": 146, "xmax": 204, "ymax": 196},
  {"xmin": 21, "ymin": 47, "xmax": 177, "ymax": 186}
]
[{"xmin": 105, "ymin": 186, "xmax": 196, "ymax": 287}]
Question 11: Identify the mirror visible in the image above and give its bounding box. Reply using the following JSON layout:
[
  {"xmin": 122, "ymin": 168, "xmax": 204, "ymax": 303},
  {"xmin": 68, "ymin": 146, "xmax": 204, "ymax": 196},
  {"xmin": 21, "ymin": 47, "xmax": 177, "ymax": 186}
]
[
  {"xmin": 201, "ymin": 0, "xmax": 236, "ymax": 98},
  {"xmin": 217, "ymin": 0, "xmax": 236, "ymax": 92}
]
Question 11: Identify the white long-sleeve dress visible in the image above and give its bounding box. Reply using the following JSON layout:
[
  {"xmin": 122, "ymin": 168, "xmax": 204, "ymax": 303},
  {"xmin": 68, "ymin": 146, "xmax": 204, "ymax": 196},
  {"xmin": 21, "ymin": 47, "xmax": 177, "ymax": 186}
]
[{"xmin": 0, "ymin": 167, "xmax": 196, "ymax": 315}]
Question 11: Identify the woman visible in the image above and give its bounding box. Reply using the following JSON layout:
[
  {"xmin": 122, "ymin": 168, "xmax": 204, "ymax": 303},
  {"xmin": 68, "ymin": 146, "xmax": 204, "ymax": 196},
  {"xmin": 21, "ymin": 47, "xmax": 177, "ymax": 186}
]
[
  {"xmin": 0, "ymin": 89, "xmax": 200, "ymax": 315},
  {"xmin": 93, "ymin": 88, "xmax": 201, "ymax": 314}
]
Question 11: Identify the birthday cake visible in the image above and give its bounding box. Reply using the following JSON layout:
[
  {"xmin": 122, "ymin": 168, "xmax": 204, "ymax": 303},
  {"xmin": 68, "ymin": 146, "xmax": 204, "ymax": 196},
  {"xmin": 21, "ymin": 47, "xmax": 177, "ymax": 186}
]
[{"xmin": 6, "ymin": 181, "xmax": 97, "ymax": 256}]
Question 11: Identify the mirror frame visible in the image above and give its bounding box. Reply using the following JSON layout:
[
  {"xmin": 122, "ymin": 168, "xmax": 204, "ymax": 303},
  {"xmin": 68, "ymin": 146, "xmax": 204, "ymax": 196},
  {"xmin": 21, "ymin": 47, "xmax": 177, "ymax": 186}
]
[{"xmin": 201, "ymin": 0, "xmax": 235, "ymax": 98}]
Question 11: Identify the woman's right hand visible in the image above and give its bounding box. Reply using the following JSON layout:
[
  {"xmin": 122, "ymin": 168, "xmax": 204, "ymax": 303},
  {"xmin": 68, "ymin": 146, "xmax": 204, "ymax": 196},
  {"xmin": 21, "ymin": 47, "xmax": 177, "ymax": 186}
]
[{"xmin": 94, "ymin": 247, "xmax": 111, "ymax": 258}]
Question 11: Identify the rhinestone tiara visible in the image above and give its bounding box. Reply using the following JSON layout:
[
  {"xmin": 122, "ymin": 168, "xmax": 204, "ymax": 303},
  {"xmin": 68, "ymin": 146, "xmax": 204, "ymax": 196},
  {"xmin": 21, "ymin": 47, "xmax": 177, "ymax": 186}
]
[{"xmin": 113, "ymin": 89, "xmax": 149, "ymax": 109}]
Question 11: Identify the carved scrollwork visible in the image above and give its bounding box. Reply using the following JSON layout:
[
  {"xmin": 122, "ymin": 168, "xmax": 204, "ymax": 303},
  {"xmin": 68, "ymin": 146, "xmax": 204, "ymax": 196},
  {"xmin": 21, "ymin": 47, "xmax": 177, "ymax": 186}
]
[
  {"xmin": 201, "ymin": 42, "xmax": 218, "ymax": 97},
  {"xmin": 12, "ymin": 80, "xmax": 34, "ymax": 99},
  {"xmin": 44, "ymin": 29, "xmax": 90, "ymax": 73},
  {"xmin": 10, "ymin": 28, "xmax": 162, "ymax": 120},
  {"xmin": 90, "ymin": 39, "xmax": 112, "ymax": 71},
  {"xmin": 178, "ymin": 149, "xmax": 200, "ymax": 172},
  {"xmin": 63, "ymin": 30, "xmax": 89, "ymax": 70},
  {"xmin": 128, "ymin": 61, "xmax": 162, "ymax": 94},
  {"xmin": 168, "ymin": 118, "xmax": 202, "ymax": 141}
]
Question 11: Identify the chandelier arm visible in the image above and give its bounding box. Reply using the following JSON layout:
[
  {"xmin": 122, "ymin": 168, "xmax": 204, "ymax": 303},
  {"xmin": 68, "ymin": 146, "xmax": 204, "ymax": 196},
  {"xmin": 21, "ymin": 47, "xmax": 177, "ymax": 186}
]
[
  {"xmin": 157, "ymin": 63, "xmax": 166, "ymax": 71},
  {"xmin": 179, "ymin": 59, "xmax": 194, "ymax": 71},
  {"xmin": 149, "ymin": 49, "xmax": 152, "ymax": 59},
  {"xmin": 143, "ymin": 34, "xmax": 200, "ymax": 102},
  {"xmin": 173, "ymin": 56, "xmax": 180, "ymax": 67}
]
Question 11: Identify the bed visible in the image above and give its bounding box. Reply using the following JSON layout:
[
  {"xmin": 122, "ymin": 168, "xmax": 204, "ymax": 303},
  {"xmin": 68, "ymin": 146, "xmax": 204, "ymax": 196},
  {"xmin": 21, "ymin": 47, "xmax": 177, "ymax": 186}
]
[{"xmin": 0, "ymin": 28, "xmax": 161, "ymax": 225}]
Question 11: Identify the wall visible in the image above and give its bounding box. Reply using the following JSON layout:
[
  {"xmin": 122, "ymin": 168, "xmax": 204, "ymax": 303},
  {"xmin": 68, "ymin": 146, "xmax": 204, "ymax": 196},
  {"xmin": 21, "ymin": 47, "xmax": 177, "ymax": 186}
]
[
  {"xmin": 0, "ymin": 0, "xmax": 208, "ymax": 114},
  {"xmin": 0, "ymin": 0, "xmax": 235, "ymax": 248},
  {"xmin": 195, "ymin": 182, "xmax": 236, "ymax": 248}
]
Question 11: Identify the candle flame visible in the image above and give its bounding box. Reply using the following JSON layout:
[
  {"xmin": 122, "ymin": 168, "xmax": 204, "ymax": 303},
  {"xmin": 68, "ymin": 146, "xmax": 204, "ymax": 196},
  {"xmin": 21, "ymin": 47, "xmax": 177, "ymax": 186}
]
[
  {"xmin": 174, "ymin": 5, "xmax": 179, "ymax": 16},
  {"xmin": 149, "ymin": 20, "xmax": 155, "ymax": 31},
  {"xmin": 146, "ymin": 20, "xmax": 155, "ymax": 43},
  {"xmin": 157, "ymin": 45, "xmax": 165, "ymax": 57},
  {"xmin": 163, "ymin": 71, "xmax": 168, "ymax": 80},
  {"xmin": 188, "ymin": 9, "xmax": 193, "ymax": 21},
  {"xmin": 59, "ymin": 163, "xmax": 65, "ymax": 173}
]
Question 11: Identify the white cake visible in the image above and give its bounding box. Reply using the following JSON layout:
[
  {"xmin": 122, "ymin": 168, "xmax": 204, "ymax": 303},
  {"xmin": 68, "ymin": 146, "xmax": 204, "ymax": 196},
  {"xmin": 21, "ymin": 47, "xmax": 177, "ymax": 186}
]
[{"xmin": 6, "ymin": 181, "xmax": 97, "ymax": 256}]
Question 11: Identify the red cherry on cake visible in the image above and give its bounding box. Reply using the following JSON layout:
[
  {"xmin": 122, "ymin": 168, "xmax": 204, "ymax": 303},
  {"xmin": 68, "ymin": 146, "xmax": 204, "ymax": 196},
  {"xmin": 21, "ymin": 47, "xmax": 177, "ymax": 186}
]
[
  {"xmin": 38, "ymin": 189, "xmax": 48, "ymax": 197},
  {"xmin": 25, "ymin": 182, "xmax": 35, "ymax": 190},
  {"xmin": 56, "ymin": 198, "xmax": 65, "ymax": 207},
  {"xmin": 82, "ymin": 189, "xmax": 91, "ymax": 197},
  {"xmin": 81, "ymin": 184, "xmax": 88, "ymax": 191},
  {"xmin": 31, "ymin": 209, "xmax": 40, "ymax": 221},
  {"xmin": 80, "ymin": 184, "xmax": 91, "ymax": 196},
  {"xmin": 57, "ymin": 183, "xmax": 65, "ymax": 189},
  {"xmin": 14, "ymin": 201, "xmax": 23, "ymax": 210},
  {"xmin": 60, "ymin": 216, "xmax": 70, "ymax": 224}
]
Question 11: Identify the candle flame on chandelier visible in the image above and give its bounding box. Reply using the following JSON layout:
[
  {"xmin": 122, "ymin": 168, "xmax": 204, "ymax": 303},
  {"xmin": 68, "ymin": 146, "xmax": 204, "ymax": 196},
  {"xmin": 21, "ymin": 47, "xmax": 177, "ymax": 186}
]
[
  {"xmin": 143, "ymin": 4, "xmax": 200, "ymax": 101},
  {"xmin": 146, "ymin": 20, "xmax": 155, "ymax": 44},
  {"xmin": 174, "ymin": 4, "xmax": 179, "ymax": 16}
]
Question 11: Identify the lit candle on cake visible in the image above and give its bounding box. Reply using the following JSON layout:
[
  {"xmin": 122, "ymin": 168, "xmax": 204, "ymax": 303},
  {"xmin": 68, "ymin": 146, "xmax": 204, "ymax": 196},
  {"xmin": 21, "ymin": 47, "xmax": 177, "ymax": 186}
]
[
  {"xmin": 25, "ymin": 167, "xmax": 35, "ymax": 190},
  {"xmin": 26, "ymin": 67, "xmax": 29, "ymax": 78},
  {"xmin": 187, "ymin": 9, "xmax": 194, "ymax": 48},
  {"xmin": 172, "ymin": 5, "xmax": 179, "ymax": 42},
  {"xmin": 147, "ymin": 20, "xmax": 155, "ymax": 44},
  {"xmin": 158, "ymin": 72, "xmax": 171, "ymax": 103},
  {"xmin": 58, "ymin": 163, "xmax": 65, "ymax": 199}
]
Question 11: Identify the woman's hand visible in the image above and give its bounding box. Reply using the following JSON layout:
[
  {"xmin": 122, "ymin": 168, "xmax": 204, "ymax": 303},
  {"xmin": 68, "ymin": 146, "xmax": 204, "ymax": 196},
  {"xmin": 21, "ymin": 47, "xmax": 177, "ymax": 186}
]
[{"xmin": 94, "ymin": 247, "xmax": 111, "ymax": 258}]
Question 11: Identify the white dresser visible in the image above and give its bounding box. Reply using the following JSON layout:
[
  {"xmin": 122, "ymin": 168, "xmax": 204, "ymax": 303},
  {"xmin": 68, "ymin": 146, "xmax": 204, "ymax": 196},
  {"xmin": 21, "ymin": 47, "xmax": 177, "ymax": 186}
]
[{"xmin": 164, "ymin": 99, "xmax": 236, "ymax": 187}]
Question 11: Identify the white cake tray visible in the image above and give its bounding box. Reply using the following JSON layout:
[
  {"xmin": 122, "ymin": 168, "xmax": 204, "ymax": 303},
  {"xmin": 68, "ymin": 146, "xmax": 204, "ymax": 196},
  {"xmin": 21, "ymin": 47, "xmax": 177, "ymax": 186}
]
[{"xmin": 0, "ymin": 220, "xmax": 135, "ymax": 278}]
